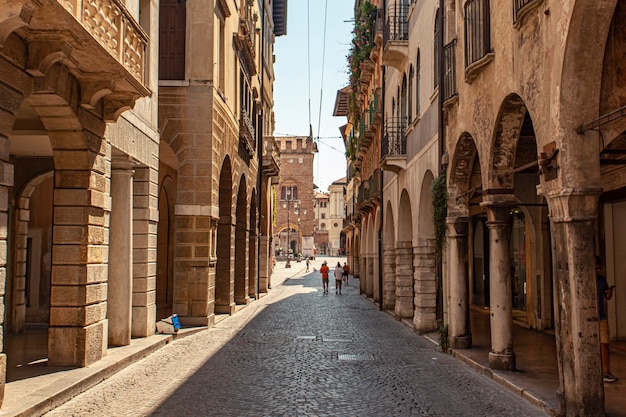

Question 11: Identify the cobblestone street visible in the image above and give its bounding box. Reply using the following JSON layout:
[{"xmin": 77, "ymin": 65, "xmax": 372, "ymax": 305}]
[{"xmin": 43, "ymin": 257, "xmax": 546, "ymax": 417}]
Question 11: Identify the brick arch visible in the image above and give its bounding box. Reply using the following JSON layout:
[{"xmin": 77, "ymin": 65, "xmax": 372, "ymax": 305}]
[
  {"xmin": 11, "ymin": 170, "xmax": 54, "ymax": 332},
  {"xmin": 234, "ymin": 175, "xmax": 248, "ymax": 305},
  {"xmin": 488, "ymin": 94, "xmax": 528, "ymax": 190},
  {"xmin": 248, "ymin": 190, "xmax": 258, "ymax": 298},
  {"xmin": 216, "ymin": 156, "xmax": 234, "ymax": 314},
  {"xmin": 449, "ymin": 132, "xmax": 481, "ymax": 216}
]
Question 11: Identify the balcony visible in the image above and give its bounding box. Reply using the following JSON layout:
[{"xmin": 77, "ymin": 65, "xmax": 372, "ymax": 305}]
[
  {"xmin": 262, "ymin": 136, "xmax": 280, "ymax": 177},
  {"xmin": 234, "ymin": 2, "xmax": 258, "ymax": 75},
  {"xmin": 239, "ymin": 106, "xmax": 256, "ymax": 157},
  {"xmin": 356, "ymin": 169, "xmax": 381, "ymax": 213},
  {"xmin": 381, "ymin": 116, "xmax": 407, "ymax": 174},
  {"xmin": 382, "ymin": 3, "xmax": 409, "ymax": 71},
  {"xmin": 513, "ymin": 0, "xmax": 543, "ymax": 28},
  {"xmin": 2, "ymin": 0, "xmax": 151, "ymax": 119},
  {"xmin": 357, "ymin": 88, "xmax": 381, "ymax": 153}
]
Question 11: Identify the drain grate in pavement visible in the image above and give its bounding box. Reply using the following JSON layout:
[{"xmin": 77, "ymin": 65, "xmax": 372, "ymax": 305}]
[
  {"xmin": 338, "ymin": 353, "xmax": 374, "ymax": 361},
  {"xmin": 296, "ymin": 335, "xmax": 316, "ymax": 340}
]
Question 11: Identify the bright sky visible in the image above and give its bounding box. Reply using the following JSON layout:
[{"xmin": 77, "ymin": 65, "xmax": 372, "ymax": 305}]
[{"xmin": 273, "ymin": 1, "xmax": 353, "ymax": 192}]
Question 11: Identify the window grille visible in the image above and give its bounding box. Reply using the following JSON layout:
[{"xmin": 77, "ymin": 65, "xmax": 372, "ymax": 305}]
[
  {"xmin": 513, "ymin": 0, "xmax": 534, "ymax": 24},
  {"xmin": 443, "ymin": 39, "xmax": 457, "ymax": 102},
  {"xmin": 464, "ymin": 0, "xmax": 491, "ymax": 67}
]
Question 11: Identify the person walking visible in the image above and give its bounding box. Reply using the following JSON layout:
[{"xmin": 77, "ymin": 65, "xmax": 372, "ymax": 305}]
[
  {"xmin": 596, "ymin": 256, "xmax": 617, "ymax": 383},
  {"xmin": 306, "ymin": 257, "xmax": 310, "ymax": 272},
  {"xmin": 343, "ymin": 262, "xmax": 350, "ymax": 285},
  {"xmin": 334, "ymin": 262, "xmax": 343, "ymax": 294},
  {"xmin": 320, "ymin": 261, "xmax": 330, "ymax": 294}
]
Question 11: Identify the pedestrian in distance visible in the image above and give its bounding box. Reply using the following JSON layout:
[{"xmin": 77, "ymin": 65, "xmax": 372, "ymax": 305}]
[
  {"xmin": 306, "ymin": 257, "xmax": 310, "ymax": 272},
  {"xmin": 596, "ymin": 256, "xmax": 617, "ymax": 383},
  {"xmin": 334, "ymin": 262, "xmax": 343, "ymax": 294},
  {"xmin": 343, "ymin": 262, "xmax": 350, "ymax": 285},
  {"xmin": 320, "ymin": 261, "xmax": 330, "ymax": 294}
]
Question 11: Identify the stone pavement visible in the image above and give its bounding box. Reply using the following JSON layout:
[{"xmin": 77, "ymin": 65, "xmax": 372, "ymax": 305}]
[{"xmin": 40, "ymin": 256, "xmax": 546, "ymax": 417}]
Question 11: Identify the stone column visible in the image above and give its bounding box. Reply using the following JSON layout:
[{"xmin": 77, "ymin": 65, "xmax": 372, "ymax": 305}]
[
  {"xmin": 258, "ymin": 235, "xmax": 270, "ymax": 293},
  {"xmin": 248, "ymin": 227, "xmax": 258, "ymax": 299},
  {"xmin": 413, "ymin": 237, "xmax": 438, "ymax": 333},
  {"xmin": 394, "ymin": 241, "xmax": 414, "ymax": 319},
  {"xmin": 383, "ymin": 245, "xmax": 396, "ymax": 310},
  {"xmin": 234, "ymin": 223, "xmax": 250, "ymax": 305},
  {"xmin": 108, "ymin": 157, "xmax": 134, "ymax": 346},
  {"xmin": 485, "ymin": 205, "xmax": 515, "ymax": 371},
  {"xmin": 359, "ymin": 249, "xmax": 367, "ymax": 294},
  {"xmin": 49, "ymin": 132, "xmax": 110, "ymax": 367},
  {"xmin": 547, "ymin": 190, "xmax": 604, "ymax": 417},
  {"xmin": 131, "ymin": 166, "xmax": 158, "ymax": 337},
  {"xmin": 0, "ymin": 132, "xmax": 13, "ymax": 406},
  {"xmin": 446, "ymin": 217, "xmax": 471, "ymax": 348}
]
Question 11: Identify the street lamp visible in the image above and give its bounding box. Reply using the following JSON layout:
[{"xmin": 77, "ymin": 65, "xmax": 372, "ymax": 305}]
[{"xmin": 283, "ymin": 190, "xmax": 298, "ymax": 268}]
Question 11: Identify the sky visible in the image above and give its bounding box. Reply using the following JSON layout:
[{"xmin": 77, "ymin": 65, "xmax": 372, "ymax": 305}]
[{"xmin": 273, "ymin": 1, "xmax": 354, "ymax": 192}]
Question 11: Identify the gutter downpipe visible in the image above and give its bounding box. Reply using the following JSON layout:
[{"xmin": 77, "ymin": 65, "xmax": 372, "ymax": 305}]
[
  {"xmin": 436, "ymin": 0, "xmax": 445, "ymax": 320},
  {"xmin": 256, "ymin": 0, "xmax": 266, "ymax": 299},
  {"xmin": 378, "ymin": 0, "xmax": 386, "ymax": 311}
]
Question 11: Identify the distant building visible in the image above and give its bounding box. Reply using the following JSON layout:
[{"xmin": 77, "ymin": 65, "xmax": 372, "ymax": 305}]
[
  {"xmin": 313, "ymin": 191, "xmax": 330, "ymax": 255},
  {"xmin": 275, "ymin": 137, "xmax": 315, "ymax": 258},
  {"xmin": 328, "ymin": 178, "xmax": 347, "ymax": 256}
]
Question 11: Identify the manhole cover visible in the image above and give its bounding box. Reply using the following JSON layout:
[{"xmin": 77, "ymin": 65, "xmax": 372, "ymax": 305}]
[
  {"xmin": 338, "ymin": 353, "xmax": 374, "ymax": 361},
  {"xmin": 296, "ymin": 336, "xmax": 316, "ymax": 340}
]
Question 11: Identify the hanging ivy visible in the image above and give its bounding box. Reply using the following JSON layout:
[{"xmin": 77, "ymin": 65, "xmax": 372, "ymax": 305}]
[{"xmin": 431, "ymin": 169, "xmax": 447, "ymax": 263}]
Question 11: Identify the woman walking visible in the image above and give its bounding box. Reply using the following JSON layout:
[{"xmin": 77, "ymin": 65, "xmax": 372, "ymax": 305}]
[{"xmin": 334, "ymin": 262, "xmax": 343, "ymax": 294}]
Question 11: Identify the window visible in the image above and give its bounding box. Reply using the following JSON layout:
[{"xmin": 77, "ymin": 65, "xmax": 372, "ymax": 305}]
[
  {"xmin": 159, "ymin": 0, "xmax": 186, "ymax": 80},
  {"xmin": 464, "ymin": 0, "xmax": 491, "ymax": 67},
  {"xmin": 408, "ymin": 65, "xmax": 413, "ymax": 123},
  {"xmin": 320, "ymin": 223, "xmax": 326, "ymax": 230},
  {"xmin": 321, "ymin": 213, "xmax": 326, "ymax": 219},
  {"xmin": 401, "ymin": 74, "xmax": 407, "ymax": 124},
  {"xmin": 415, "ymin": 50, "xmax": 421, "ymax": 115},
  {"xmin": 281, "ymin": 185, "xmax": 298, "ymax": 200},
  {"xmin": 434, "ymin": 8, "xmax": 440, "ymax": 89},
  {"xmin": 333, "ymin": 223, "xmax": 339, "ymax": 228}
]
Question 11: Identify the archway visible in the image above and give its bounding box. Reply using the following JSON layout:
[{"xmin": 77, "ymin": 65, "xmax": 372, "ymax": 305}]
[
  {"xmin": 383, "ymin": 201, "xmax": 396, "ymax": 311},
  {"xmin": 248, "ymin": 191, "xmax": 258, "ymax": 299},
  {"xmin": 395, "ymin": 190, "xmax": 413, "ymax": 319},
  {"xmin": 234, "ymin": 176, "xmax": 248, "ymax": 305},
  {"xmin": 156, "ymin": 175, "xmax": 176, "ymax": 320},
  {"xmin": 216, "ymin": 157, "xmax": 234, "ymax": 314}
]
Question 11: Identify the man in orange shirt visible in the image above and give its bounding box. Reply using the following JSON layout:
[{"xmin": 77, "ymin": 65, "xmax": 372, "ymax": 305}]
[{"xmin": 320, "ymin": 261, "xmax": 330, "ymax": 294}]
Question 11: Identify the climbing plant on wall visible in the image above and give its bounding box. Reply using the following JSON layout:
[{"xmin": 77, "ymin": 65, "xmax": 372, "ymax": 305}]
[{"xmin": 431, "ymin": 169, "xmax": 447, "ymax": 263}]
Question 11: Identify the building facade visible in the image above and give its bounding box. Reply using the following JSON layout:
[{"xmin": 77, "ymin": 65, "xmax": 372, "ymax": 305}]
[
  {"xmin": 340, "ymin": 0, "xmax": 626, "ymax": 415},
  {"xmin": 274, "ymin": 136, "xmax": 315, "ymax": 259},
  {"xmin": 313, "ymin": 191, "xmax": 330, "ymax": 255},
  {"xmin": 0, "ymin": 0, "xmax": 285, "ymax": 408},
  {"xmin": 328, "ymin": 177, "xmax": 347, "ymax": 256}
]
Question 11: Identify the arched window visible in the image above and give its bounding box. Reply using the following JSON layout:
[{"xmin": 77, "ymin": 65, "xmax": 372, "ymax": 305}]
[
  {"xmin": 408, "ymin": 65, "xmax": 414, "ymax": 123},
  {"xmin": 434, "ymin": 8, "xmax": 440, "ymax": 89},
  {"xmin": 281, "ymin": 185, "xmax": 298, "ymax": 200},
  {"xmin": 401, "ymin": 74, "xmax": 407, "ymax": 124},
  {"xmin": 416, "ymin": 49, "xmax": 421, "ymax": 116}
]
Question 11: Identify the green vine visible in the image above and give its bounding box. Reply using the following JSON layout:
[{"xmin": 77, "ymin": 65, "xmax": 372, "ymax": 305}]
[
  {"xmin": 431, "ymin": 169, "xmax": 447, "ymax": 263},
  {"xmin": 346, "ymin": 0, "xmax": 376, "ymax": 126}
]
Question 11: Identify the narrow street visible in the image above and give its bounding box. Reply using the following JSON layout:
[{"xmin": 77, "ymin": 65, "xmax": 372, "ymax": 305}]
[{"xmin": 44, "ymin": 257, "xmax": 546, "ymax": 417}]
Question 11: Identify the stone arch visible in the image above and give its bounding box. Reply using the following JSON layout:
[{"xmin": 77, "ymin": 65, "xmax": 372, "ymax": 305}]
[
  {"xmin": 449, "ymin": 133, "xmax": 481, "ymax": 216},
  {"xmin": 248, "ymin": 190, "xmax": 258, "ymax": 299},
  {"xmin": 234, "ymin": 175, "xmax": 248, "ymax": 305},
  {"xmin": 383, "ymin": 200, "xmax": 396, "ymax": 311},
  {"xmin": 372, "ymin": 207, "xmax": 381, "ymax": 303},
  {"xmin": 395, "ymin": 189, "xmax": 414, "ymax": 319},
  {"xmin": 360, "ymin": 217, "xmax": 369, "ymax": 294},
  {"xmin": 156, "ymin": 175, "xmax": 176, "ymax": 320},
  {"xmin": 365, "ymin": 214, "xmax": 375, "ymax": 298},
  {"xmin": 488, "ymin": 94, "xmax": 529, "ymax": 190},
  {"xmin": 12, "ymin": 170, "xmax": 54, "ymax": 332},
  {"xmin": 216, "ymin": 156, "xmax": 234, "ymax": 314}
]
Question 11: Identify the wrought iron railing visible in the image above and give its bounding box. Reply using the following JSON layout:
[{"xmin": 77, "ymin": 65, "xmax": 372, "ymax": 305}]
[
  {"xmin": 356, "ymin": 169, "xmax": 381, "ymax": 209},
  {"xmin": 382, "ymin": 117, "xmax": 407, "ymax": 157},
  {"xmin": 383, "ymin": 3, "xmax": 409, "ymax": 44},
  {"xmin": 513, "ymin": 0, "xmax": 535, "ymax": 23},
  {"xmin": 464, "ymin": 0, "xmax": 491, "ymax": 67},
  {"xmin": 239, "ymin": 106, "xmax": 256, "ymax": 155},
  {"xmin": 443, "ymin": 39, "xmax": 458, "ymax": 102}
]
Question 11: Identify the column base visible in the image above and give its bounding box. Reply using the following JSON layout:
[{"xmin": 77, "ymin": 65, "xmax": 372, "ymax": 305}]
[
  {"xmin": 489, "ymin": 350, "xmax": 516, "ymax": 371},
  {"xmin": 449, "ymin": 335, "xmax": 472, "ymax": 349},
  {"xmin": 235, "ymin": 296, "xmax": 250, "ymax": 305},
  {"xmin": 180, "ymin": 314, "xmax": 215, "ymax": 328},
  {"xmin": 214, "ymin": 303, "xmax": 236, "ymax": 315}
]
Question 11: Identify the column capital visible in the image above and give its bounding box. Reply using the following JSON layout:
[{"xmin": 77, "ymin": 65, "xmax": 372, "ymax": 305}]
[
  {"xmin": 446, "ymin": 216, "xmax": 469, "ymax": 238},
  {"xmin": 482, "ymin": 204, "xmax": 515, "ymax": 225},
  {"xmin": 111, "ymin": 155, "xmax": 135, "ymax": 171},
  {"xmin": 542, "ymin": 187, "xmax": 601, "ymax": 223}
]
